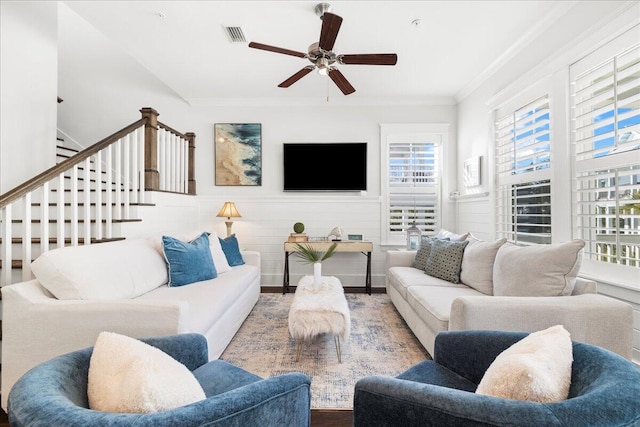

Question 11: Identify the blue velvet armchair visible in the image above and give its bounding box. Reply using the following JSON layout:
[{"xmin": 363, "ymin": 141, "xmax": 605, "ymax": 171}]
[
  {"xmin": 354, "ymin": 330, "xmax": 640, "ymax": 427},
  {"xmin": 8, "ymin": 333, "xmax": 311, "ymax": 427}
]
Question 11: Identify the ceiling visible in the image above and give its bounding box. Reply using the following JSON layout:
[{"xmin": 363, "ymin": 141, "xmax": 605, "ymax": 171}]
[{"xmin": 62, "ymin": 1, "xmax": 616, "ymax": 106}]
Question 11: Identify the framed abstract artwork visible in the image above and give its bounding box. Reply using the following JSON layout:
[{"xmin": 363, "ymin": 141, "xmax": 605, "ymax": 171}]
[{"xmin": 214, "ymin": 123, "xmax": 262, "ymax": 186}]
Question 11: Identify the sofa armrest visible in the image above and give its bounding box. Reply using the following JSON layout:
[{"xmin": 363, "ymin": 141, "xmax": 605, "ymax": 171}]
[
  {"xmin": 241, "ymin": 250, "xmax": 260, "ymax": 270},
  {"xmin": 385, "ymin": 250, "xmax": 417, "ymax": 270},
  {"xmin": 1, "ymin": 280, "xmax": 188, "ymax": 410},
  {"xmin": 449, "ymin": 294, "xmax": 633, "ymax": 359},
  {"xmin": 354, "ymin": 375, "xmax": 560, "ymax": 427}
]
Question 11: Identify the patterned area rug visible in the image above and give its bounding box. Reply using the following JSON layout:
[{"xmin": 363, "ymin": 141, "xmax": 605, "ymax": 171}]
[{"xmin": 220, "ymin": 293, "xmax": 430, "ymax": 409}]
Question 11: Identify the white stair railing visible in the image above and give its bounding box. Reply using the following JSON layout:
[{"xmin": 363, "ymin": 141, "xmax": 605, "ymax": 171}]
[{"xmin": 0, "ymin": 108, "xmax": 196, "ymax": 287}]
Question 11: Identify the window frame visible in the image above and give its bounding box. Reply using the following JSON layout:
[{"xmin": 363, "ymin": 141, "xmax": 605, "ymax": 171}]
[
  {"xmin": 380, "ymin": 124, "xmax": 448, "ymax": 246},
  {"xmin": 494, "ymin": 93, "xmax": 553, "ymax": 245},
  {"xmin": 570, "ymin": 33, "xmax": 640, "ymax": 285}
]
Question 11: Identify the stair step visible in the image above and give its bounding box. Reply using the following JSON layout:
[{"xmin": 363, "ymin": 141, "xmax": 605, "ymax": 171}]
[
  {"xmin": 56, "ymin": 145, "xmax": 78, "ymax": 153},
  {"xmin": 0, "ymin": 259, "xmax": 27, "ymax": 269},
  {"xmin": 51, "ymin": 188, "xmax": 137, "ymax": 192},
  {"xmin": 30, "ymin": 202, "xmax": 155, "ymax": 207},
  {"xmin": 63, "ymin": 175, "xmax": 121, "ymax": 185},
  {"xmin": 9, "ymin": 219, "xmax": 142, "ymax": 224},
  {"xmin": 1, "ymin": 237, "xmax": 126, "ymax": 245}
]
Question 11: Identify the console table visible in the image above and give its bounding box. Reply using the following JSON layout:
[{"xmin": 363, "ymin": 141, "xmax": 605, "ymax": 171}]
[{"xmin": 283, "ymin": 241, "xmax": 373, "ymax": 295}]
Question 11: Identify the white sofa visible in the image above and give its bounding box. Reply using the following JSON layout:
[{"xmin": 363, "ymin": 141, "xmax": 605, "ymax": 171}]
[
  {"xmin": 1, "ymin": 233, "xmax": 260, "ymax": 410},
  {"xmin": 386, "ymin": 238, "xmax": 633, "ymax": 360}
]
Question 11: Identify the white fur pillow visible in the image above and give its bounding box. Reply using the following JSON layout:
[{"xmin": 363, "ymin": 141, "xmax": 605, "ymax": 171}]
[
  {"xmin": 88, "ymin": 332, "xmax": 206, "ymax": 413},
  {"xmin": 476, "ymin": 325, "xmax": 573, "ymax": 402}
]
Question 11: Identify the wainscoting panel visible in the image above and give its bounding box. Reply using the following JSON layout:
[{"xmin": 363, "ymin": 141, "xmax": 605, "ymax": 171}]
[
  {"xmin": 455, "ymin": 196, "xmax": 491, "ymax": 240},
  {"xmin": 197, "ymin": 196, "xmax": 391, "ymax": 290}
]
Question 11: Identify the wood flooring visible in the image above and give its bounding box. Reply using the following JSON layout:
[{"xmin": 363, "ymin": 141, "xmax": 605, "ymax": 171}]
[{"xmin": 0, "ymin": 408, "xmax": 349, "ymax": 426}]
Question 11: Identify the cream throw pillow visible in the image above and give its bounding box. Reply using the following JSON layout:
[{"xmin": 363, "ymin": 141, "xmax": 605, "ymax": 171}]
[
  {"xmin": 88, "ymin": 332, "xmax": 206, "ymax": 413},
  {"xmin": 476, "ymin": 325, "xmax": 573, "ymax": 402},
  {"xmin": 460, "ymin": 237, "xmax": 507, "ymax": 295},
  {"xmin": 476, "ymin": 325, "xmax": 573, "ymax": 403},
  {"xmin": 493, "ymin": 240, "xmax": 585, "ymax": 296}
]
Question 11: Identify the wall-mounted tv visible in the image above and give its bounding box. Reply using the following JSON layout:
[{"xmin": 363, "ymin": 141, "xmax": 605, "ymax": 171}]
[{"xmin": 283, "ymin": 143, "xmax": 367, "ymax": 191}]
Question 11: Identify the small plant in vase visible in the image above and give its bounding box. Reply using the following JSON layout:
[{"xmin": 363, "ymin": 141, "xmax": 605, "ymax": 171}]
[{"xmin": 294, "ymin": 242, "xmax": 338, "ymax": 289}]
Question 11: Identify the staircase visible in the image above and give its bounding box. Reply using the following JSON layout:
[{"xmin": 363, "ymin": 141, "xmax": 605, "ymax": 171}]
[{"xmin": 0, "ymin": 107, "xmax": 197, "ymax": 286}]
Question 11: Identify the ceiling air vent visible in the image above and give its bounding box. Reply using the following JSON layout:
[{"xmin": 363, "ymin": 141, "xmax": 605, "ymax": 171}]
[{"xmin": 224, "ymin": 26, "xmax": 247, "ymax": 43}]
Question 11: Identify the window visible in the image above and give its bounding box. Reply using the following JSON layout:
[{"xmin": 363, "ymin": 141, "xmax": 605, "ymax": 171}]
[
  {"xmin": 495, "ymin": 95, "xmax": 552, "ymax": 244},
  {"xmin": 380, "ymin": 124, "xmax": 446, "ymax": 246},
  {"xmin": 571, "ymin": 38, "xmax": 640, "ymax": 270}
]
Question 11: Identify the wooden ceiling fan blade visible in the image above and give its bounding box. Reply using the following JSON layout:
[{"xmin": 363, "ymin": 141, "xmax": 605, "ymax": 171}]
[
  {"xmin": 339, "ymin": 54, "xmax": 398, "ymax": 65},
  {"xmin": 318, "ymin": 12, "xmax": 343, "ymax": 51},
  {"xmin": 328, "ymin": 68, "xmax": 355, "ymax": 95},
  {"xmin": 248, "ymin": 42, "xmax": 306, "ymax": 58},
  {"xmin": 278, "ymin": 67, "xmax": 314, "ymax": 88}
]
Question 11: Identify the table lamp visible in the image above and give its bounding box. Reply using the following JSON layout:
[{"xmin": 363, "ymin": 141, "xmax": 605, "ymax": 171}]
[{"xmin": 217, "ymin": 201, "xmax": 241, "ymax": 237}]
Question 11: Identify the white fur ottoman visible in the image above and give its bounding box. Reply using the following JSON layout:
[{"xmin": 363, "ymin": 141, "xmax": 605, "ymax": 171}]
[{"xmin": 288, "ymin": 275, "xmax": 351, "ymax": 362}]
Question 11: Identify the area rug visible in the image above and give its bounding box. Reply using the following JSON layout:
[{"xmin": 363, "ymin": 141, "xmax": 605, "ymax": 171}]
[{"xmin": 220, "ymin": 293, "xmax": 430, "ymax": 409}]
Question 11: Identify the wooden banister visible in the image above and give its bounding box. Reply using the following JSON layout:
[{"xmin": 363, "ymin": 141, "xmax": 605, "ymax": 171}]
[{"xmin": 0, "ymin": 118, "xmax": 146, "ymax": 208}]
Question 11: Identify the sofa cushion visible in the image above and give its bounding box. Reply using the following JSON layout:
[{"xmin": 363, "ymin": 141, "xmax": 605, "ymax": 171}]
[
  {"xmin": 208, "ymin": 232, "xmax": 232, "ymax": 274},
  {"xmin": 388, "ymin": 267, "xmax": 468, "ymax": 299},
  {"xmin": 460, "ymin": 237, "xmax": 507, "ymax": 295},
  {"xmin": 136, "ymin": 264, "xmax": 259, "ymax": 333},
  {"xmin": 425, "ymin": 239, "xmax": 469, "ymax": 284},
  {"xmin": 493, "ymin": 240, "xmax": 585, "ymax": 296},
  {"xmin": 219, "ymin": 234, "xmax": 245, "ymax": 266},
  {"xmin": 31, "ymin": 238, "xmax": 168, "ymax": 300},
  {"xmin": 406, "ymin": 286, "xmax": 483, "ymax": 334},
  {"xmin": 476, "ymin": 325, "xmax": 573, "ymax": 402},
  {"xmin": 162, "ymin": 233, "xmax": 217, "ymax": 287},
  {"xmin": 88, "ymin": 332, "xmax": 205, "ymax": 413}
]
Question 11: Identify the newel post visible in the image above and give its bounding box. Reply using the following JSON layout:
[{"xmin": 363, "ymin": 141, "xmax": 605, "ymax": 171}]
[
  {"xmin": 186, "ymin": 132, "xmax": 196, "ymax": 195},
  {"xmin": 140, "ymin": 107, "xmax": 160, "ymax": 191}
]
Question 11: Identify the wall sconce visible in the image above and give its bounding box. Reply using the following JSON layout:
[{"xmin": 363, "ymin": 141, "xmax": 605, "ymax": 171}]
[{"xmin": 217, "ymin": 201, "xmax": 241, "ymax": 237}]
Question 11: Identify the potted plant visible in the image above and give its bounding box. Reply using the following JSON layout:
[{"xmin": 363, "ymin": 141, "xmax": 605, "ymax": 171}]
[{"xmin": 294, "ymin": 242, "xmax": 338, "ymax": 289}]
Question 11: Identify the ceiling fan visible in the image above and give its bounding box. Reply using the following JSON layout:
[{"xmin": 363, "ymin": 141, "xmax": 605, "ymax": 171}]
[{"xmin": 248, "ymin": 3, "xmax": 397, "ymax": 95}]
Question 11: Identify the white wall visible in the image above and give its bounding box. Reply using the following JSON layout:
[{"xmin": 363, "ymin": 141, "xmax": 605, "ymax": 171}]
[{"xmin": 0, "ymin": 1, "xmax": 58, "ymax": 193}]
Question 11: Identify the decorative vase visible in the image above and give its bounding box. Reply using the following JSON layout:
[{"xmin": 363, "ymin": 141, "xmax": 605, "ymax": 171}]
[{"xmin": 313, "ymin": 262, "xmax": 322, "ymax": 289}]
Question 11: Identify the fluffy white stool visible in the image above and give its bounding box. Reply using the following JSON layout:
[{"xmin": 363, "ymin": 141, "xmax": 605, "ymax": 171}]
[{"xmin": 288, "ymin": 275, "xmax": 351, "ymax": 362}]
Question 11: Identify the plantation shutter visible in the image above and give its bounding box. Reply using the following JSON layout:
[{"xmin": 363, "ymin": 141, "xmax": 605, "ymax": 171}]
[
  {"xmin": 571, "ymin": 38, "xmax": 640, "ymax": 268},
  {"xmin": 387, "ymin": 141, "xmax": 439, "ymax": 242},
  {"xmin": 495, "ymin": 95, "xmax": 552, "ymax": 244}
]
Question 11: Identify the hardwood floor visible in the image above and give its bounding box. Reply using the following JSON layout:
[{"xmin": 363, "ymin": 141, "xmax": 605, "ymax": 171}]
[
  {"xmin": 312, "ymin": 409, "xmax": 353, "ymax": 426},
  {"xmin": 0, "ymin": 408, "xmax": 351, "ymax": 426}
]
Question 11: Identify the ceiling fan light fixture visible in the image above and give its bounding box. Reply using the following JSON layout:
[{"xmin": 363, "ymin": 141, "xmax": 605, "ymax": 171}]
[{"xmin": 316, "ymin": 57, "xmax": 329, "ymax": 75}]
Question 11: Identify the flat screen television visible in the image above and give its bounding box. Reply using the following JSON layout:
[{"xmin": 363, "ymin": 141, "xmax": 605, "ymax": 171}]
[{"xmin": 283, "ymin": 143, "xmax": 367, "ymax": 191}]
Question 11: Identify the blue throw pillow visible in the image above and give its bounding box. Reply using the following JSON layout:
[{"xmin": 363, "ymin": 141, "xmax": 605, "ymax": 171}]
[
  {"xmin": 162, "ymin": 233, "xmax": 217, "ymax": 287},
  {"xmin": 219, "ymin": 234, "xmax": 245, "ymax": 266}
]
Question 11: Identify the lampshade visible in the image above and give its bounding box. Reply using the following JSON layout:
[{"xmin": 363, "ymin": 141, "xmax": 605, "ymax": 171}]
[{"xmin": 216, "ymin": 202, "xmax": 241, "ymax": 219}]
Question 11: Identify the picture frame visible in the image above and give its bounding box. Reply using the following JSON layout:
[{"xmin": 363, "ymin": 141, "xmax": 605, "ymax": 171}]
[
  {"xmin": 214, "ymin": 123, "xmax": 262, "ymax": 186},
  {"xmin": 463, "ymin": 156, "xmax": 481, "ymax": 187}
]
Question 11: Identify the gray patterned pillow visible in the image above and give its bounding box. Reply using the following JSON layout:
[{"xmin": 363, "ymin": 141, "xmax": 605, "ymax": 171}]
[
  {"xmin": 425, "ymin": 239, "xmax": 469, "ymax": 283},
  {"xmin": 412, "ymin": 243, "xmax": 433, "ymax": 270}
]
